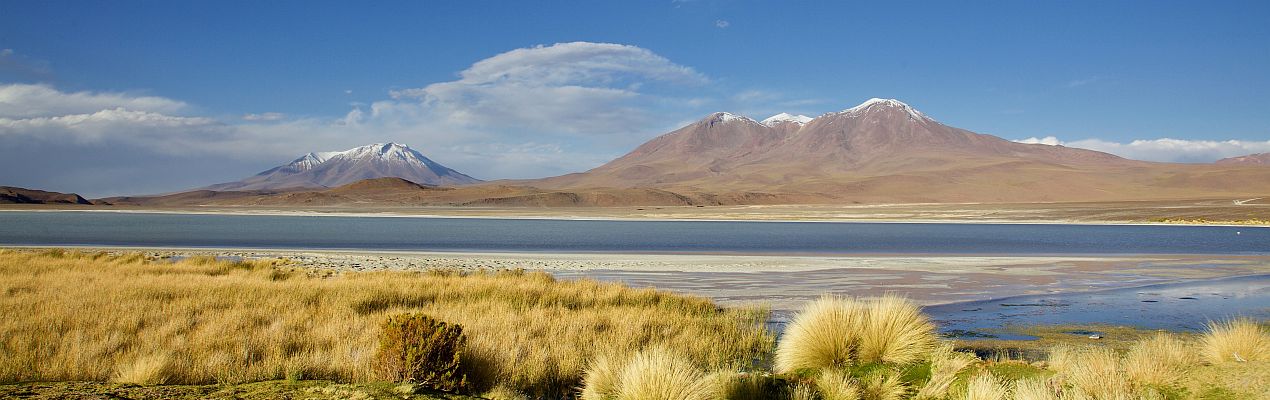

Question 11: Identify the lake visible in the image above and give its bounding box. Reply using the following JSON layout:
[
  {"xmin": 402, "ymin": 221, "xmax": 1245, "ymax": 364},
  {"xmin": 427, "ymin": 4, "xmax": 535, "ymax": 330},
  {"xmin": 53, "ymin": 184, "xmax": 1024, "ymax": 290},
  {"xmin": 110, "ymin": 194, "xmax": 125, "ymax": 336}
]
[{"xmin": 0, "ymin": 211, "xmax": 1267, "ymax": 255}]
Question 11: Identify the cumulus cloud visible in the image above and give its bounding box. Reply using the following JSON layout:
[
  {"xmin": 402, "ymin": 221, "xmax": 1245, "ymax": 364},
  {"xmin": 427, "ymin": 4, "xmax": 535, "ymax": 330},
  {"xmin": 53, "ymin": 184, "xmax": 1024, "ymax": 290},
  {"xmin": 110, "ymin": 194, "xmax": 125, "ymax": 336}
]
[
  {"xmin": 0, "ymin": 83, "xmax": 187, "ymax": 118},
  {"xmin": 1015, "ymin": 136, "xmax": 1270, "ymax": 163},
  {"xmin": 715, "ymin": 20, "xmax": 730, "ymax": 28},
  {"xmin": 0, "ymin": 42, "xmax": 717, "ymax": 195},
  {"xmin": 0, "ymin": 108, "xmax": 229, "ymax": 153}
]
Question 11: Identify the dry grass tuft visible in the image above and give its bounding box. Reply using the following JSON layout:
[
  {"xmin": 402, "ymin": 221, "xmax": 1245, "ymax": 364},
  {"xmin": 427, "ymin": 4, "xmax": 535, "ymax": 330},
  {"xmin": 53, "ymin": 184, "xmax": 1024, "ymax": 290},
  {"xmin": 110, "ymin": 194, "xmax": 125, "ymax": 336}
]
[
  {"xmin": 858, "ymin": 295, "xmax": 937, "ymax": 366},
  {"xmin": 1048, "ymin": 346, "xmax": 1129, "ymax": 399},
  {"xmin": 579, "ymin": 347, "xmax": 717, "ymax": 400},
  {"xmin": 962, "ymin": 372, "xmax": 1008, "ymax": 400},
  {"xmin": 0, "ymin": 249, "xmax": 771, "ymax": 398},
  {"xmin": 1010, "ymin": 378, "xmax": 1057, "ymax": 400},
  {"xmin": 579, "ymin": 352, "xmax": 623, "ymax": 400},
  {"xmin": 816, "ymin": 368, "xmax": 861, "ymax": 400},
  {"xmin": 859, "ymin": 372, "xmax": 907, "ymax": 400},
  {"xmin": 914, "ymin": 343, "xmax": 978, "ymax": 400},
  {"xmin": 1123, "ymin": 332, "xmax": 1195, "ymax": 387},
  {"xmin": 1200, "ymin": 318, "xmax": 1270, "ymax": 363},
  {"xmin": 775, "ymin": 294, "xmax": 936, "ymax": 374},
  {"xmin": 775, "ymin": 295, "xmax": 868, "ymax": 373},
  {"xmin": 112, "ymin": 354, "xmax": 170, "ymax": 385}
]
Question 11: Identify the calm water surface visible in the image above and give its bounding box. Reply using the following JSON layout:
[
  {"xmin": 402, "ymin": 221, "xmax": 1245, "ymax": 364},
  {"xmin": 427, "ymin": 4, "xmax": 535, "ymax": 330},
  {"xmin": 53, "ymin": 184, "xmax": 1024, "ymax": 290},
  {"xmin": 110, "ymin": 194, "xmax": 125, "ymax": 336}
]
[{"xmin": 1, "ymin": 211, "xmax": 1267, "ymax": 255}]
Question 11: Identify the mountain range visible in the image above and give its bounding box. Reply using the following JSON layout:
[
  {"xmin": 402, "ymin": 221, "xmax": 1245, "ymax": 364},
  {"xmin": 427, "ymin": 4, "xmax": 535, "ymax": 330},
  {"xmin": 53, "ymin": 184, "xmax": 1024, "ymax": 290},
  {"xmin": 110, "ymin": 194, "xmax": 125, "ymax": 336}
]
[{"xmin": 64, "ymin": 98, "xmax": 1270, "ymax": 206}]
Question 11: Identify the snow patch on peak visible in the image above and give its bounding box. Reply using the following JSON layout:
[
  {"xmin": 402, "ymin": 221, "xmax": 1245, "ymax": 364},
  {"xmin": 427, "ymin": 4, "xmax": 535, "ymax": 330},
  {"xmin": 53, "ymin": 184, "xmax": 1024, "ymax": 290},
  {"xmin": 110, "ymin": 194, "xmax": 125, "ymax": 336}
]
[
  {"xmin": 707, "ymin": 112, "xmax": 759, "ymax": 125},
  {"xmin": 334, "ymin": 142, "xmax": 430, "ymax": 164},
  {"xmin": 840, "ymin": 98, "xmax": 933, "ymax": 121},
  {"xmin": 761, "ymin": 113, "xmax": 813, "ymax": 127}
]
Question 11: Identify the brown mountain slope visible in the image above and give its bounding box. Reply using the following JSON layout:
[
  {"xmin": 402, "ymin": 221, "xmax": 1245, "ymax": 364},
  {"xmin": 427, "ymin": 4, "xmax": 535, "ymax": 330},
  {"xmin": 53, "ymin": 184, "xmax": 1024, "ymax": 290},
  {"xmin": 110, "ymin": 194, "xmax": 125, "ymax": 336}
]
[
  {"xmin": 0, "ymin": 186, "xmax": 92, "ymax": 205},
  {"xmin": 528, "ymin": 99, "xmax": 1270, "ymax": 203},
  {"xmin": 130, "ymin": 178, "xmax": 827, "ymax": 207},
  {"xmin": 1217, "ymin": 152, "xmax": 1270, "ymax": 166}
]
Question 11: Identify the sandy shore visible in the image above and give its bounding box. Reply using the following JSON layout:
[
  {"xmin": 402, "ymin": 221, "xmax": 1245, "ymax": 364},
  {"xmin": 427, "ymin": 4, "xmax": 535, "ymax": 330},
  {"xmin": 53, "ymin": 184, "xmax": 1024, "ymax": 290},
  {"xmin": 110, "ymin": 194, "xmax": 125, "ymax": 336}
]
[
  {"xmin": 16, "ymin": 246, "xmax": 1270, "ymax": 313},
  {"xmin": 4, "ymin": 198, "xmax": 1269, "ymax": 226}
]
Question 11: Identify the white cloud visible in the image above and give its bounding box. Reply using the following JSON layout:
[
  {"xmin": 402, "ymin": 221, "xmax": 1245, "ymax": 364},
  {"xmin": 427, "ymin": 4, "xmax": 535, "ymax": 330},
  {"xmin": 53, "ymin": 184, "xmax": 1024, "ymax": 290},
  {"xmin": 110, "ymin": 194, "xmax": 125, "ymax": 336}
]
[
  {"xmin": 385, "ymin": 41, "xmax": 706, "ymax": 135},
  {"xmin": 0, "ymin": 83, "xmax": 187, "ymax": 118},
  {"xmin": 0, "ymin": 42, "xmax": 719, "ymax": 193},
  {"xmin": 0, "ymin": 108, "xmax": 230, "ymax": 153},
  {"xmin": 1015, "ymin": 136, "xmax": 1270, "ymax": 163},
  {"xmin": 242, "ymin": 112, "xmax": 286, "ymax": 121},
  {"xmin": 1016, "ymin": 136, "xmax": 1063, "ymax": 146},
  {"xmin": 715, "ymin": 20, "xmax": 730, "ymax": 28}
]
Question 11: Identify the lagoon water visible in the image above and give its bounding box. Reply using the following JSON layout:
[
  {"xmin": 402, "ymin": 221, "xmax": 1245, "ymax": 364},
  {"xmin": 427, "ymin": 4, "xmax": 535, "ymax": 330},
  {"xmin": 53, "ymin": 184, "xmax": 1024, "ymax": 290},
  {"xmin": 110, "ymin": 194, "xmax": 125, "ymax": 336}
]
[{"xmin": 0, "ymin": 211, "xmax": 1267, "ymax": 255}]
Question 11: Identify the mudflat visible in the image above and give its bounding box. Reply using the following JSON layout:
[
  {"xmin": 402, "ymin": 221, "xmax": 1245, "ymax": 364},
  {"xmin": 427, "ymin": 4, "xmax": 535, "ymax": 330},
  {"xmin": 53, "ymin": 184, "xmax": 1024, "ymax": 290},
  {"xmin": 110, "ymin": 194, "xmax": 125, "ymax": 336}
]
[
  {"xmin": 21, "ymin": 246, "xmax": 1269, "ymax": 313},
  {"xmin": 5, "ymin": 196, "xmax": 1267, "ymax": 225}
]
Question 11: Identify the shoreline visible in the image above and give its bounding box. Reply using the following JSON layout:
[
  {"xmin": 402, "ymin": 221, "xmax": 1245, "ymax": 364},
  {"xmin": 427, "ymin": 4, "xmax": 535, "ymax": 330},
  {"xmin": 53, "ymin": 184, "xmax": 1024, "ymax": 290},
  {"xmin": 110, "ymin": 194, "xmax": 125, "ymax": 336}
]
[
  {"xmin": 7, "ymin": 245, "xmax": 1267, "ymax": 311},
  {"xmin": 2, "ymin": 206, "xmax": 1269, "ymax": 228}
]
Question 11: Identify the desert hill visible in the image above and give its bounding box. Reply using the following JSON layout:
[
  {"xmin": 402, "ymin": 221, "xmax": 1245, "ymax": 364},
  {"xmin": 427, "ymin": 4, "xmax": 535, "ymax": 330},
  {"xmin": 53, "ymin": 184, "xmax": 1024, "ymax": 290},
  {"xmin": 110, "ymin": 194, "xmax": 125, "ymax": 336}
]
[
  {"xmin": 1217, "ymin": 152, "xmax": 1270, "ymax": 166},
  {"xmin": 0, "ymin": 186, "xmax": 92, "ymax": 205}
]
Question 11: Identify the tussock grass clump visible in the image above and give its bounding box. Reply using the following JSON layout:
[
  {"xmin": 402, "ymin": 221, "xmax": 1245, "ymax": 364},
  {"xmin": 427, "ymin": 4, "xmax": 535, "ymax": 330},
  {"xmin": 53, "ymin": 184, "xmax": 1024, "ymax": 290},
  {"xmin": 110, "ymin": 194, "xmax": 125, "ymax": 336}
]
[
  {"xmin": 960, "ymin": 372, "xmax": 1008, "ymax": 400},
  {"xmin": 914, "ymin": 344, "xmax": 977, "ymax": 400},
  {"xmin": 859, "ymin": 295, "xmax": 938, "ymax": 366},
  {"xmin": 1123, "ymin": 333, "xmax": 1195, "ymax": 387},
  {"xmin": 1200, "ymin": 318, "xmax": 1269, "ymax": 363},
  {"xmin": 1047, "ymin": 346, "xmax": 1130, "ymax": 399},
  {"xmin": 1010, "ymin": 378, "xmax": 1057, "ymax": 400},
  {"xmin": 372, "ymin": 313, "xmax": 467, "ymax": 391},
  {"xmin": 775, "ymin": 294, "xmax": 935, "ymax": 374},
  {"xmin": 816, "ymin": 368, "xmax": 861, "ymax": 400},
  {"xmin": 0, "ymin": 249, "xmax": 771, "ymax": 398},
  {"xmin": 859, "ymin": 371, "xmax": 908, "ymax": 400},
  {"xmin": 579, "ymin": 347, "xmax": 717, "ymax": 400}
]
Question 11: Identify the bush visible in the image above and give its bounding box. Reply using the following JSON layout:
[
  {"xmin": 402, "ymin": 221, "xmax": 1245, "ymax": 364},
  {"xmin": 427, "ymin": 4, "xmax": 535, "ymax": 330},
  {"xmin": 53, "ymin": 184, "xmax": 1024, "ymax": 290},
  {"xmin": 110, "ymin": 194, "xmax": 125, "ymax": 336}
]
[{"xmin": 373, "ymin": 313, "xmax": 468, "ymax": 392}]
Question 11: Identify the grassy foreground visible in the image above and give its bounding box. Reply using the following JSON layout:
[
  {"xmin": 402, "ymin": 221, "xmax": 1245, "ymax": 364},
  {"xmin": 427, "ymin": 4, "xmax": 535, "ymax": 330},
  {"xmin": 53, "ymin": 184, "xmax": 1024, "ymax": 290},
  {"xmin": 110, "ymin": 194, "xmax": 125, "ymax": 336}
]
[
  {"xmin": 0, "ymin": 249, "xmax": 771, "ymax": 398},
  {"xmin": 2, "ymin": 249, "xmax": 1267, "ymax": 399}
]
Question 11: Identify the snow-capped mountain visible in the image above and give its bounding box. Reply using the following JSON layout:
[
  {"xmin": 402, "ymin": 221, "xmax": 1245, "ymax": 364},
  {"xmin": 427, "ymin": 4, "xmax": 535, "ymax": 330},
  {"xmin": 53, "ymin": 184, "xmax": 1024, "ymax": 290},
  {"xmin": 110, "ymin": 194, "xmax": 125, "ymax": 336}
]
[{"xmin": 205, "ymin": 143, "xmax": 481, "ymax": 191}]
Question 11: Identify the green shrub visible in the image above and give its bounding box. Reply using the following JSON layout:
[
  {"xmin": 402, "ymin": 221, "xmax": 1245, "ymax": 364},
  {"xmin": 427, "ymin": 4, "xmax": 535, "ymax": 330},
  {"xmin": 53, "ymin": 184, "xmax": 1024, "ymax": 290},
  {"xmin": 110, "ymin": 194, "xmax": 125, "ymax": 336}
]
[{"xmin": 373, "ymin": 313, "xmax": 468, "ymax": 392}]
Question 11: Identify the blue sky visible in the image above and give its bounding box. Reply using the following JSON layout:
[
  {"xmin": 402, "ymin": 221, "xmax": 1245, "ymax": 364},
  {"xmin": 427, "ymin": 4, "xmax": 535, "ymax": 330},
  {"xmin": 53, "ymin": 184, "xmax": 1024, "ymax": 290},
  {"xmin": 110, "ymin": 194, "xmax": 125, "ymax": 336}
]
[{"xmin": 3, "ymin": 0, "xmax": 1270, "ymax": 196}]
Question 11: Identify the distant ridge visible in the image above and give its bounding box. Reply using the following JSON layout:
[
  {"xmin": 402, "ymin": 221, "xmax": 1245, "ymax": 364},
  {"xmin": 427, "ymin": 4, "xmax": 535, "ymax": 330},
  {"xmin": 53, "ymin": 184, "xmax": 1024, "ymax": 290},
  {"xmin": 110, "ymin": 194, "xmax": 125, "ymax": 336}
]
[
  {"xmin": 0, "ymin": 186, "xmax": 92, "ymax": 205},
  {"xmin": 205, "ymin": 143, "xmax": 481, "ymax": 191},
  {"xmin": 1217, "ymin": 152, "xmax": 1270, "ymax": 166},
  {"xmin": 95, "ymin": 98, "xmax": 1270, "ymax": 207}
]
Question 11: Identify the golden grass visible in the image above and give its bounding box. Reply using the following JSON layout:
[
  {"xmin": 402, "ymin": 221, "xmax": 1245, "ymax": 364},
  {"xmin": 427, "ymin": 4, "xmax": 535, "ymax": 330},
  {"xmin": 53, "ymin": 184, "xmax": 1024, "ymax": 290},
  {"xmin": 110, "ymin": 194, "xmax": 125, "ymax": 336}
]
[
  {"xmin": 776, "ymin": 295, "xmax": 868, "ymax": 373},
  {"xmin": 775, "ymin": 295, "xmax": 936, "ymax": 373},
  {"xmin": 1200, "ymin": 318, "xmax": 1270, "ymax": 363},
  {"xmin": 0, "ymin": 249, "xmax": 771, "ymax": 398},
  {"xmin": 816, "ymin": 368, "xmax": 861, "ymax": 400},
  {"xmin": 581, "ymin": 347, "xmax": 718, "ymax": 400},
  {"xmin": 859, "ymin": 372, "xmax": 908, "ymax": 400},
  {"xmin": 1123, "ymin": 333, "xmax": 1196, "ymax": 387},
  {"xmin": 914, "ymin": 344, "xmax": 977, "ymax": 400},
  {"xmin": 1048, "ymin": 346, "xmax": 1130, "ymax": 399},
  {"xmin": 1010, "ymin": 378, "xmax": 1057, "ymax": 400},
  {"xmin": 961, "ymin": 372, "xmax": 1008, "ymax": 400},
  {"xmin": 613, "ymin": 347, "xmax": 718, "ymax": 400}
]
